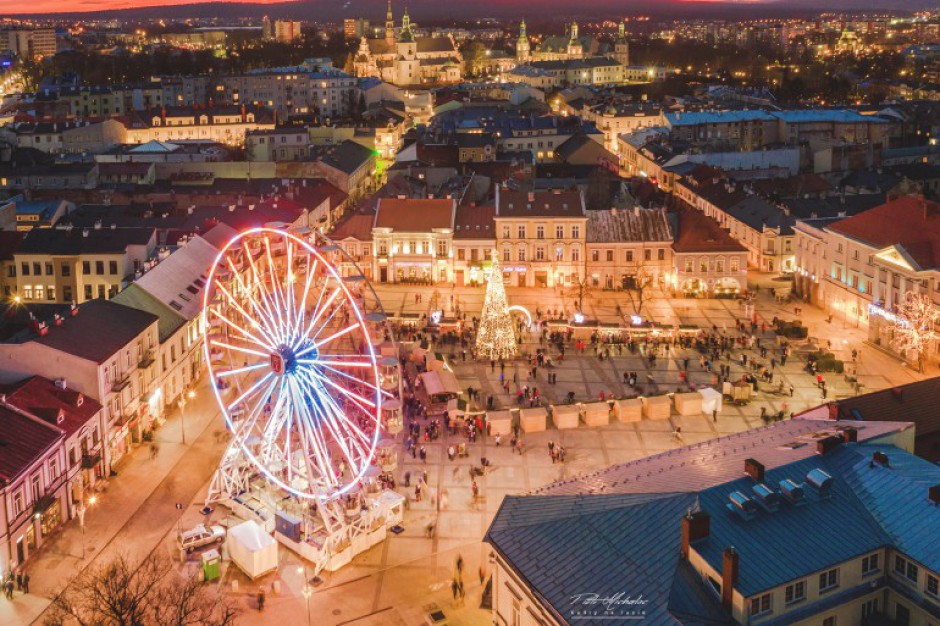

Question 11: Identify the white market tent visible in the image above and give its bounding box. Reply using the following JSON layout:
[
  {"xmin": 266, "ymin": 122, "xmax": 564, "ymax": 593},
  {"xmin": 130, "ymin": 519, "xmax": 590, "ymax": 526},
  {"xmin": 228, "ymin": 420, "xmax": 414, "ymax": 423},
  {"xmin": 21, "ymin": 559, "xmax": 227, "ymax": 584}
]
[
  {"xmin": 227, "ymin": 520, "xmax": 278, "ymax": 580},
  {"xmin": 698, "ymin": 387, "xmax": 723, "ymax": 414}
]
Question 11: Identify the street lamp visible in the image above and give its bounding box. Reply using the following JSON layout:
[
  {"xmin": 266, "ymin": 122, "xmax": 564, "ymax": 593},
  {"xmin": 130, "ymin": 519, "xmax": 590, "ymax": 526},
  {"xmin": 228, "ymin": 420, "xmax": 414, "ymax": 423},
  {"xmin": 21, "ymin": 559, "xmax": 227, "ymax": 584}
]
[
  {"xmin": 298, "ymin": 565, "xmax": 312, "ymax": 626},
  {"xmin": 178, "ymin": 389, "xmax": 196, "ymax": 445},
  {"xmin": 77, "ymin": 495, "xmax": 97, "ymax": 560}
]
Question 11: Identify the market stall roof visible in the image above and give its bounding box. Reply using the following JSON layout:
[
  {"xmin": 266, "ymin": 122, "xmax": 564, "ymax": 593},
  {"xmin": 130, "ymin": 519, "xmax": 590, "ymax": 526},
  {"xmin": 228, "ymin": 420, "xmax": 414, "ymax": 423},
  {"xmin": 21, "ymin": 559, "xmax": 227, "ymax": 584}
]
[{"xmin": 419, "ymin": 369, "xmax": 460, "ymax": 397}]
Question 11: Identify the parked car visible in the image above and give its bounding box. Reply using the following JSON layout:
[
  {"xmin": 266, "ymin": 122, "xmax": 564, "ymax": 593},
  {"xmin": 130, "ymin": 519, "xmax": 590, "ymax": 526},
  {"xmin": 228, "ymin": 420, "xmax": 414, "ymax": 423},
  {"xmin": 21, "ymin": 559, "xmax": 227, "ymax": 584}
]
[{"xmin": 177, "ymin": 524, "xmax": 226, "ymax": 552}]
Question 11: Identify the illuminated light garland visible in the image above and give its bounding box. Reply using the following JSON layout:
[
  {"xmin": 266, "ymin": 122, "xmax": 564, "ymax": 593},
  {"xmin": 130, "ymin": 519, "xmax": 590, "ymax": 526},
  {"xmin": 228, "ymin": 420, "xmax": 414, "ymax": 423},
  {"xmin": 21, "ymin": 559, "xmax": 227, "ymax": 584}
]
[
  {"xmin": 475, "ymin": 254, "xmax": 518, "ymax": 360},
  {"xmin": 891, "ymin": 292, "xmax": 940, "ymax": 370},
  {"xmin": 203, "ymin": 227, "xmax": 381, "ymax": 501}
]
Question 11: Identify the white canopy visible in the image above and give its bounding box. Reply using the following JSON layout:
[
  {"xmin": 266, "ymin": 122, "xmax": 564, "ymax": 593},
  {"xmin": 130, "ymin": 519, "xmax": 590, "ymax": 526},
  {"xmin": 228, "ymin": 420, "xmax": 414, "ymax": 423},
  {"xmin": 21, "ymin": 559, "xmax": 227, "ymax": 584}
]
[
  {"xmin": 227, "ymin": 520, "xmax": 278, "ymax": 580},
  {"xmin": 698, "ymin": 387, "xmax": 723, "ymax": 414}
]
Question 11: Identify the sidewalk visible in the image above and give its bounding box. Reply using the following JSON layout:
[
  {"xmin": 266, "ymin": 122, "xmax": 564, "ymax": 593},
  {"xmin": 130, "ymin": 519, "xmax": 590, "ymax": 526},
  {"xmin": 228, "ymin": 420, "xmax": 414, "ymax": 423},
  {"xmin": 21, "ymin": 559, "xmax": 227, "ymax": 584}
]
[{"xmin": 0, "ymin": 376, "xmax": 226, "ymax": 626}]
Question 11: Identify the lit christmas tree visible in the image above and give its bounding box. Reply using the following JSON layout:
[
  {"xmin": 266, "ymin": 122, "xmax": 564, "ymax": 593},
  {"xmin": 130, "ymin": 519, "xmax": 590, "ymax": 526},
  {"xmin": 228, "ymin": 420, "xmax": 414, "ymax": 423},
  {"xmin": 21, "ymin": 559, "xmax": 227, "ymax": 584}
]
[
  {"xmin": 475, "ymin": 255, "xmax": 517, "ymax": 360},
  {"xmin": 892, "ymin": 292, "xmax": 940, "ymax": 372}
]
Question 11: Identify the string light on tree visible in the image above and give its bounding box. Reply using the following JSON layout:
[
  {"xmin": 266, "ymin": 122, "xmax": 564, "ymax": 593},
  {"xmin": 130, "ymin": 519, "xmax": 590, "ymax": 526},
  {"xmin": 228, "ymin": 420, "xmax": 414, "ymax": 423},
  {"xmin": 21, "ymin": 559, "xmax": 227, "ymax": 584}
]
[
  {"xmin": 891, "ymin": 292, "xmax": 940, "ymax": 372},
  {"xmin": 475, "ymin": 254, "xmax": 517, "ymax": 361}
]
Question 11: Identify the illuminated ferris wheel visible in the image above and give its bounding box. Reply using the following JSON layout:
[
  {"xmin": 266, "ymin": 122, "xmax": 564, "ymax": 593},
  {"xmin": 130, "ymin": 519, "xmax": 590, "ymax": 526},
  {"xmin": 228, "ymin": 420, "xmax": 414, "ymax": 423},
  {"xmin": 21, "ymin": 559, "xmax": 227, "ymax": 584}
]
[{"xmin": 203, "ymin": 227, "xmax": 383, "ymax": 502}]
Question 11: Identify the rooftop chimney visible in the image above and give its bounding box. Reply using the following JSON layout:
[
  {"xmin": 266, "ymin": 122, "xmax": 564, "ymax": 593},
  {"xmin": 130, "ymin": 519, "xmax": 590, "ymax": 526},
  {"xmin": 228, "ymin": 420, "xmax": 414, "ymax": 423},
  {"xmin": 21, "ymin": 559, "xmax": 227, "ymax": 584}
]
[
  {"xmin": 816, "ymin": 435, "xmax": 843, "ymax": 455},
  {"xmin": 929, "ymin": 485, "xmax": 940, "ymax": 506},
  {"xmin": 721, "ymin": 548, "xmax": 739, "ymax": 611},
  {"xmin": 680, "ymin": 510, "xmax": 710, "ymax": 560},
  {"xmin": 744, "ymin": 458, "xmax": 764, "ymax": 482},
  {"xmin": 871, "ymin": 451, "xmax": 890, "ymax": 468}
]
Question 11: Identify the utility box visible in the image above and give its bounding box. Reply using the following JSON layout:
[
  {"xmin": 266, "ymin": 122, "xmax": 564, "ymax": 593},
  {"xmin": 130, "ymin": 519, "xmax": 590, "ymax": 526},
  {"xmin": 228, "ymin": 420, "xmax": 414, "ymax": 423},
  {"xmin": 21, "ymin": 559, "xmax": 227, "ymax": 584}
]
[{"xmin": 202, "ymin": 549, "xmax": 221, "ymax": 582}]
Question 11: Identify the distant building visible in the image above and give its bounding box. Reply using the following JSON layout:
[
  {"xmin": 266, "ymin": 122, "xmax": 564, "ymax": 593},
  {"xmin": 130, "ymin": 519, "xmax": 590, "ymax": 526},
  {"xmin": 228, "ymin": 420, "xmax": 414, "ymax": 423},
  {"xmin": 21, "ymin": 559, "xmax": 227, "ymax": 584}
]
[
  {"xmin": 262, "ymin": 16, "xmax": 275, "ymax": 41},
  {"xmin": 353, "ymin": 2, "xmax": 462, "ymax": 86},
  {"xmin": 275, "ymin": 20, "xmax": 302, "ymax": 43},
  {"xmin": 5, "ymin": 28, "xmax": 56, "ymax": 59},
  {"xmin": 344, "ymin": 18, "xmax": 371, "ymax": 40}
]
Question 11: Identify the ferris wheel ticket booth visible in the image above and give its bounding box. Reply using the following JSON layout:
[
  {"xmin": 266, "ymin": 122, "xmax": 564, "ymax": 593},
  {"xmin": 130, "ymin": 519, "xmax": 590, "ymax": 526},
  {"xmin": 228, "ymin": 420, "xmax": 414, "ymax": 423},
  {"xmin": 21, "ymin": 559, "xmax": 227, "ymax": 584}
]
[{"xmin": 202, "ymin": 228, "xmax": 405, "ymax": 575}]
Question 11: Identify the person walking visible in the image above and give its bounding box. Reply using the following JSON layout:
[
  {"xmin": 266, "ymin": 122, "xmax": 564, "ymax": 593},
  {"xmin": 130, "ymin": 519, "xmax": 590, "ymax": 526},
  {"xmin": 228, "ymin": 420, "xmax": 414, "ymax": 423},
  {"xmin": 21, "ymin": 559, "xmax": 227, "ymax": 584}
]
[
  {"xmin": 257, "ymin": 588, "xmax": 266, "ymax": 611},
  {"xmin": 22, "ymin": 573, "xmax": 29, "ymax": 594}
]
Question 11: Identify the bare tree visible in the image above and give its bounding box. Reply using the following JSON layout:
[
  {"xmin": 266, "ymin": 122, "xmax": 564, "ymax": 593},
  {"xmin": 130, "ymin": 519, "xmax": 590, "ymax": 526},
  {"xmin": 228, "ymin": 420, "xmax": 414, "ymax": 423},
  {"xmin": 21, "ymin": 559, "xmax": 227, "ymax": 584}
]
[
  {"xmin": 624, "ymin": 267, "xmax": 654, "ymax": 317},
  {"xmin": 46, "ymin": 552, "xmax": 239, "ymax": 626}
]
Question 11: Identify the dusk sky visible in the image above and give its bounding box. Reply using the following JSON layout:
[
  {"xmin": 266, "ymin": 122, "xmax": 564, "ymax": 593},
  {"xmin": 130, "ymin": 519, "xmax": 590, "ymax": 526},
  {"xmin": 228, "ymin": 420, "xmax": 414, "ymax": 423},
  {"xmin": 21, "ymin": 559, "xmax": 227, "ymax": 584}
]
[{"xmin": 3, "ymin": 0, "xmax": 294, "ymax": 15}]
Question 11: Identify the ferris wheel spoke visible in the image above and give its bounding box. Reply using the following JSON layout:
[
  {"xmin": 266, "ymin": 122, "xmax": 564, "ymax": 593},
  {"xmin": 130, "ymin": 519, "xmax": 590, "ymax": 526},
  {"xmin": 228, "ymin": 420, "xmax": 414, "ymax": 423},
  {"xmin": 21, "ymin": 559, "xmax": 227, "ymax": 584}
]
[
  {"xmin": 234, "ymin": 376, "xmax": 279, "ymax": 437},
  {"xmin": 262, "ymin": 236, "xmax": 290, "ymax": 336},
  {"xmin": 316, "ymin": 363, "xmax": 385, "ymax": 398},
  {"xmin": 297, "ymin": 358, "xmax": 373, "ymax": 369},
  {"xmin": 302, "ymin": 284, "xmax": 342, "ymax": 346},
  {"xmin": 225, "ymin": 255, "xmax": 283, "ymax": 345},
  {"xmin": 210, "ymin": 340, "xmax": 270, "ymax": 361},
  {"xmin": 296, "ymin": 377, "xmax": 365, "ymax": 485},
  {"xmin": 210, "ymin": 309, "xmax": 277, "ymax": 353},
  {"xmin": 241, "ymin": 242, "xmax": 285, "ymax": 344},
  {"xmin": 213, "ymin": 278, "xmax": 280, "ymax": 348},
  {"xmin": 290, "ymin": 256, "xmax": 318, "ymax": 341},
  {"xmin": 289, "ymin": 378, "xmax": 340, "ymax": 491},
  {"xmin": 309, "ymin": 323, "xmax": 360, "ymax": 351},
  {"xmin": 228, "ymin": 372, "xmax": 275, "ymax": 412},
  {"xmin": 215, "ymin": 363, "xmax": 268, "ymax": 378},
  {"xmin": 303, "ymin": 367, "xmax": 377, "ymax": 412}
]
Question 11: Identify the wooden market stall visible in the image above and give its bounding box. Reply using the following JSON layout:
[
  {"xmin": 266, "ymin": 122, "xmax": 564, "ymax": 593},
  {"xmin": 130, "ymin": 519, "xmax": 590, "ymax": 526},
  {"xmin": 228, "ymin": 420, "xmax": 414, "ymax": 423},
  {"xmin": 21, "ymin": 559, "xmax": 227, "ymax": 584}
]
[
  {"xmin": 673, "ymin": 392, "xmax": 703, "ymax": 417},
  {"xmin": 613, "ymin": 398, "xmax": 642, "ymax": 422},
  {"xmin": 642, "ymin": 395, "xmax": 671, "ymax": 420},
  {"xmin": 487, "ymin": 410, "xmax": 514, "ymax": 436},
  {"xmin": 552, "ymin": 404, "xmax": 581, "ymax": 430},
  {"xmin": 582, "ymin": 401, "xmax": 611, "ymax": 427},
  {"xmin": 520, "ymin": 407, "xmax": 548, "ymax": 433}
]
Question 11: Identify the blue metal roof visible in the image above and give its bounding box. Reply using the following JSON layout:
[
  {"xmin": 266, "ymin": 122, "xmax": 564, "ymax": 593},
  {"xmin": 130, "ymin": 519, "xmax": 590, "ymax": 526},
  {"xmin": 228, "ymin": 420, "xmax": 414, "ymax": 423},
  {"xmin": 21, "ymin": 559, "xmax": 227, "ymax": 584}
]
[
  {"xmin": 696, "ymin": 451, "xmax": 891, "ymax": 596},
  {"xmin": 666, "ymin": 110, "xmax": 777, "ymax": 127}
]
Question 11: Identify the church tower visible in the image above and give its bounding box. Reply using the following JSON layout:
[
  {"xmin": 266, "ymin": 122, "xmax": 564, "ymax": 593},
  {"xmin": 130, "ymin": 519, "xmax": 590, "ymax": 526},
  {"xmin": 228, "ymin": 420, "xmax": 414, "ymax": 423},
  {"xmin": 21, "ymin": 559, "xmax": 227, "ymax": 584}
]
[
  {"xmin": 567, "ymin": 21, "xmax": 583, "ymax": 58},
  {"xmin": 385, "ymin": 0, "xmax": 395, "ymax": 42},
  {"xmin": 516, "ymin": 20, "xmax": 530, "ymax": 62},
  {"xmin": 613, "ymin": 21, "xmax": 629, "ymax": 66},
  {"xmin": 396, "ymin": 7, "xmax": 419, "ymax": 84}
]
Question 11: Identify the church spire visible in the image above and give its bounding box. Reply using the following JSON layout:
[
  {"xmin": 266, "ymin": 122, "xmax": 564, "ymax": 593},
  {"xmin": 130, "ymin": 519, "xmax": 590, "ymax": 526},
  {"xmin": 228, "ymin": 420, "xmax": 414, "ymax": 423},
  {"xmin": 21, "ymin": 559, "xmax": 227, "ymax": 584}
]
[
  {"xmin": 399, "ymin": 7, "xmax": 415, "ymax": 43},
  {"xmin": 570, "ymin": 21, "xmax": 579, "ymax": 43},
  {"xmin": 385, "ymin": 0, "xmax": 395, "ymax": 41},
  {"xmin": 520, "ymin": 19, "xmax": 527, "ymax": 38}
]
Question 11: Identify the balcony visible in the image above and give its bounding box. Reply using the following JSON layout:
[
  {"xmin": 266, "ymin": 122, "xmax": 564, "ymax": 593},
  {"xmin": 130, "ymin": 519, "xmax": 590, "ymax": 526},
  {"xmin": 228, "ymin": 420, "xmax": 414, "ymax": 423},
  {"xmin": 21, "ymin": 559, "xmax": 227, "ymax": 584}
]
[
  {"xmin": 81, "ymin": 450, "xmax": 102, "ymax": 469},
  {"xmin": 111, "ymin": 375, "xmax": 131, "ymax": 393},
  {"xmin": 138, "ymin": 350, "xmax": 155, "ymax": 369}
]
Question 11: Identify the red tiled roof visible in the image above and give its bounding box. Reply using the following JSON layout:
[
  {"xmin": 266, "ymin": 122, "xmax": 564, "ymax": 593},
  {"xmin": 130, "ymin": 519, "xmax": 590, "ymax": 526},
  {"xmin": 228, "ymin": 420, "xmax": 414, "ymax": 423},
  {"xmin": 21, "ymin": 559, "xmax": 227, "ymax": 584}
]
[
  {"xmin": 2, "ymin": 376, "xmax": 102, "ymax": 438},
  {"xmin": 329, "ymin": 210, "xmax": 375, "ymax": 241},
  {"xmin": 0, "ymin": 404, "xmax": 62, "ymax": 482},
  {"xmin": 374, "ymin": 198, "xmax": 455, "ymax": 232},
  {"xmin": 672, "ymin": 208, "xmax": 747, "ymax": 253},
  {"xmin": 454, "ymin": 204, "xmax": 496, "ymax": 239},
  {"xmin": 828, "ymin": 195, "xmax": 940, "ymax": 269}
]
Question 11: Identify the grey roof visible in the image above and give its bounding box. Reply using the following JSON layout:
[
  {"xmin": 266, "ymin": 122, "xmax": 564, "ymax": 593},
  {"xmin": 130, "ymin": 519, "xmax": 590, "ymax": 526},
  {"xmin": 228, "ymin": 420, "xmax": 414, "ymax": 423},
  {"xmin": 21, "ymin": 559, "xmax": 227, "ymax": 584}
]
[
  {"xmin": 18, "ymin": 227, "xmax": 155, "ymax": 256},
  {"xmin": 586, "ymin": 207, "xmax": 673, "ymax": 243},
  {"xmin": 316, "ymin": 140, "xmax": 375, "ymax": 175},
  {"xmin": 111, "ymin": 284, "xmax": 186, "ymax": 343},
  {"xmin": 724, "ymin": 195, "xmax": 796, "ymax": 236}
]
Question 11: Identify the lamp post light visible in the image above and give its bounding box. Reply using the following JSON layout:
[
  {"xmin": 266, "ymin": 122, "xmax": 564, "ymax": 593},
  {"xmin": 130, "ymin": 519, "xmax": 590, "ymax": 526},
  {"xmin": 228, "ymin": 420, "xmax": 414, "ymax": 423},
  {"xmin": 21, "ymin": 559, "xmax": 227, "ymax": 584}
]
[
  {"xmin": 178, "ymin": 389, "xmax": 196, "ymax": 445},
  {"xmin": 77, "ymin": 495, "xmax": 97, "ymax": 560},
  {"xmin": 298, "ymin": 565, "xmax": 312, "ymax": 626}
]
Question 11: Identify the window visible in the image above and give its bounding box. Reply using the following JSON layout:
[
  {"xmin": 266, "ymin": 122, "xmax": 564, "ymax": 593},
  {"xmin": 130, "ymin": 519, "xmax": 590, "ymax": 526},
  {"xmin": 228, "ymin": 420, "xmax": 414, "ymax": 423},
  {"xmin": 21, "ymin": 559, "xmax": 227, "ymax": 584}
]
[
  {"xmin": 84, "ymin": 285, "xmax": 92, "ymax": 300},
  {"xmin": 61, "ymin": 263, "xmax": 70, "ymax": 277},
  {"xmin": 730, "ymin": 259, "xmax": 739, "ymax": 272},
  {"xmin": 818, "ymin": 568, "xmax": 839, "ymax": 593},
  {"xmin": 822, "ymin": 618, "xmax": 836, "ymax": 626},
  {"xmin": 572, "ymin": 225, "xmax": 580, "ymax": 239},
  {"xmin": 536, "ymin": 226, "xmax": 545, "ymax": 239},
  {"xmin": 517, "ymin": 226, "xmax": 526, "ymax": 239},
  {"xmin": 518, "ymin": 248, "xmax": 526, "ymax": 262},
  {"xmin": 33, "ymin": 262, "xmax": 41, "ymax": 276},
  {"xmin": 591, "ymin": 250, "xmax": 599, "ymax": 262},
  {"xmin": 784, "ymin": 580, "xmax": 805, "ymax": 605},
  {"xmin": 23, "ymin": 285, "xmax": 32, "ymax": 299},
  {"xmin": 658, "ymin": 249, "xmax": 665, "ymax": 261},
  {"xmin": 95, "ymin": 261, "xmax": 104, "ymax": 275},
  {"xmin": 685, "ymin": 259, "xmax": 693, "ymax": 272},
  {"xmin": 48, "ymin": 287, "xmax": 55, "ymax": 301},
  {"xmin": 862, "ymin": 553, "xmax": 880, "ymax": 575},
  {"xmin": 555, "ymin": 245, "xmax": 564, "ymax": 261},
  {"xmin": 927, "ymin": 574, "xmax": 939, "ymax": 598},
  {"xmin": 861, "ymin": 599, "xmax": 879, "ymax": 619},
  {"xmin": 700, "ymin": 260, "xmax": 708, "ymax": 272},
  {"xmin": 556, "ymin": 225, "xmax": 564, "ymax": 239},
  {"xmin": 716, "ymin": 260, "xmax": 725, "ymax": 273},
  {"xmin": 571, "ymin": 246, "xmax": 580, "ymax": 262},
  {"xmin": 895, "ymin": 556, "xmax": 918, "ymax": 583},
  {"xmin": 749, "ymin": 593, "xmax": 771, "ymax": 616},
  {"xmin": 82, "ymin": 261, "xmax": 90, "ymax": 274},
  {"xmin": 644, "ymin": 249, "xmax": 651, "ymax": 261},
  {"xmin": 511, "ymin": 598, "xmax": 521, "ymax": 626},
  {"xmin": 34, "ymin": 285, "xmax": 44, "ymax": 300},
  {"xmin": 502, "ymin": 225, "xmax": 510, "ymax": 239},
  {"xmin": 13, "ymin": 491, "xmax": 23, "ymax": 516},
  {"xmin": 45, "ymin": 262, "xmax": 53, "ymax": 275},
  {"xmin": 457, "ymin": 249, "xmax": 465, "ymax": 261},
  {"xmin": 536, "ymin": 247, "xmax": 545, "ymax": 261},
  {"xmin": 626, "ymin": 250, "xmax": 633, "ymax": 262},
  {"xmin": 21, "ymin": 262, "xmax": 28, "ymax": 276},
  {"xmin": 606, "ymin": 250, "xmax": 613, "ymax": 262},
  {"xmin": 109, "ymin": 261, "xmax": 118, "ymax": 275},
  {"xmin": 437, "ymin": 241, "xmax": 447, "ymax": 257},
  {"xmin": 503, "ymin": 248, "xmax": 511, "ymax": 262},
  {"xmin": 49, "ymin": 457, "xmax": 59, "ymax": 480}
]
